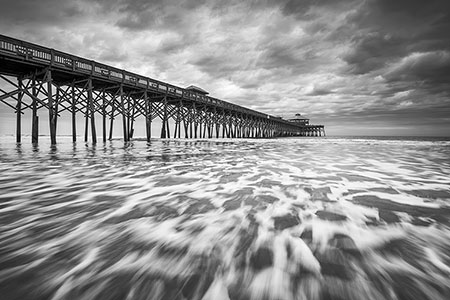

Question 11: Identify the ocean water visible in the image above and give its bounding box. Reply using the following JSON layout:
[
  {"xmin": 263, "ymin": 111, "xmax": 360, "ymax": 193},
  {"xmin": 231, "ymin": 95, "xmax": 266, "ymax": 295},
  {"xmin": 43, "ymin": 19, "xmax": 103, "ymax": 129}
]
[{"xmin": 0, "ymin": 136, "xmax": 449, "ymax": 300}]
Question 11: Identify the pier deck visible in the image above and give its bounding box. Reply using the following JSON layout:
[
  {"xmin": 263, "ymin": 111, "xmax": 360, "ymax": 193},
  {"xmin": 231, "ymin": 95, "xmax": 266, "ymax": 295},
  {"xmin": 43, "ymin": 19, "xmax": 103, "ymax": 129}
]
[{"xmin": 0, "ymin": 34, "xmax": 325, "ymax": 144}]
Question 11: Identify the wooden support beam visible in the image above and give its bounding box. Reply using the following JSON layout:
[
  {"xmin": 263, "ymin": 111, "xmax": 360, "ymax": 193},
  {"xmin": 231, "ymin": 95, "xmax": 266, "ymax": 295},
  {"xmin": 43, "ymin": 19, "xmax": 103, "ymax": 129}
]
[
  {"xmin": 47, "ymin": 70, "xmax": 56, "ymax": 144},
  {"xmin": 120, "ymin": 85, "xmax": 128, "ymax": 142},
  {"xmin": 71, "ymin": 82, "xmax": 77, "ymax": 142},
  {"xmin": 127, "ymin": 95, "xmax": 131, "ymax": 139},
  {"xmin": 183, "ymin": 107, "xmax": 189, "ymax": 139},
  {"xmin": 102, "ymin": 90, "xmax": 106, "ymax": 142},
  {"xmin": 130, "ymin": 119, "xmax": 134, "ymax": 139},
  {"xmin": 160, "ymin": 96, "xmax": 168, "ymax": 138},
  {"xmin": 55, "ymin": 87, "xmax": 60, "ymax": 133},
  {"xmin": 189, "ymin": 108, "xmax": 193, "ymax": 138},
  {"xmin": 202, "ymin": 118, "xmax": 207, "ymax": 138},
  {"xmin": 177, "ymin": 102, "xmax": 182, "ymax": 138},
  {"xmin": 178, "ymin": 110, "xmax": 182, "ymax": 138},
  {"xmin": 31, "ymin": 77, "xmax": 38, "ymax": 144},
  {"xmin": 166, "ymin": 112, "xmax": 171, "ymax": 138},
  {"xmin": 199, "ymin": 111, "xmax": 203, "ymax": 138},
  {"xmin": 222, "ymin": 111, "xmax": 226, "ymax": 138},
  {"xmin": 84, "ymin": 88, "xmax": 89, "ymax": 142},
  {"xmin": 144, "ymin": 91, "xmax": 151, "ymax": 142},
  {"xmin": 174, "ymin": 105, "xmax": 179, "ymax": 139},
  {"xmin": 88, "ymin": 78, "xmax": 97, "ymax": 144},
  {"xmin": 108, "ymin": 93, "xmax": 115, "ymax": 141},
  {"xmin": 214, "ymin": 107, "xmax": 219, "ymax": 138},
  {"xmin": 193, "ymin": 103, "xmax": 198, "ymax": 139},
  {"xmin": 227, "ymin": 116, "xmax": 231, "ymax": 138},
  {"xmin": 16, "ymin": 77, "xmax": 23, "ymax": 143},
  {"xmin": 130, "ymin": 100, "xmax": 135, "ymax": 139}
]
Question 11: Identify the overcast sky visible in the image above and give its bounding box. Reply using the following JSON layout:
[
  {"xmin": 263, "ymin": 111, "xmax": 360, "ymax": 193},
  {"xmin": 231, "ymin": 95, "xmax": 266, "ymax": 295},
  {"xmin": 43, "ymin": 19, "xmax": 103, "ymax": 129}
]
[{"xmin": 1, "ymin": 0, "xmax": 449, "ymax": 136}]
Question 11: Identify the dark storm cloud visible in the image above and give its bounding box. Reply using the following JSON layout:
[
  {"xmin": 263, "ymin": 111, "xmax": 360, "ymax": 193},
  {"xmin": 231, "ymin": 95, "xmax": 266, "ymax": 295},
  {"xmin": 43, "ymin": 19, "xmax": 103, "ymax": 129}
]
[
  {"xmin": 343, "ymin": 33, "xmax": 407, "ymax": 74},
  {"xmin": 335, "ymin": 0, "xmax": 450, "ymax": 129},
  {"xmin": 305, "ymin": 86, "xmax": 334, "ymax": 96},
  {"xmin": 384, "ymin": 51, "xmax": 450, "ymax": 85},
  {"xmin": 282, "ymin": 0, "xmax": 357, "ymax": 17},
  {"xmin": 0, "ymin": 0, "xmax": 83, "ymax": 25},
  {"xmin": 258, "ymin": 42, "xmax": 320, "ymax": 72},
  {"xmin": 157, "ymin": 35, "xmax": 190, "ymax": 54},
  {"xmin": 191, "ymin": 55, "xmax": 241, "ymax": 77},
  {"xmin": 93, "ymin": 0, "xmax": 209, "ymax": 31},
  {"xmin": 344, "ymin": 0, "xmax": 450, "ymax": 75},
  {"xmin": 115, "ymin": 3, "xmax": 186, "ymax": 31}
]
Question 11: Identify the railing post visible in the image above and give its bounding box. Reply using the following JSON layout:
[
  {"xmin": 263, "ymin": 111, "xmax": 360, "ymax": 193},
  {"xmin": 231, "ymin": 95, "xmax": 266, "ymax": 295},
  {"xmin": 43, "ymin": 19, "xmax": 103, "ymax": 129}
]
[{"xmin": 50, "ymin": 49, "xmax": 55, "ymax": 66}]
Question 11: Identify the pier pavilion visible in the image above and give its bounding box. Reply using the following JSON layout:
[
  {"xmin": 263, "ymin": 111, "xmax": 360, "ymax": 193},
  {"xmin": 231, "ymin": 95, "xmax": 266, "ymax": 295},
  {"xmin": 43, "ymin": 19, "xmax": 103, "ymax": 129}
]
[{"xmin": 288, "ymin": 114, "xmax": 325, "ymax": 136}]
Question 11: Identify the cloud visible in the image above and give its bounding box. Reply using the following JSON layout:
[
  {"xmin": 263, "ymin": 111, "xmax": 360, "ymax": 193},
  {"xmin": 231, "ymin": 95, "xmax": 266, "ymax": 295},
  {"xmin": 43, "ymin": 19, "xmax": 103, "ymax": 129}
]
[
  {"xmin": 0, "ymin": 0, "xmax": 449, "ymax": 135},
  {"xmin": 384, "ymin": 51, "xmax": 450, "ymax": 85},
  {"xmin": 282, "ymin": 0, "xmax": 358, "ymax": 18},
  {"xmin": 341, "ymin": 0, "xmax": 450, "ymax": 79},
  {"xmin": 0, "ymin": 0, "xmax": 84, "ymax": 26},
  {"xmin": 344, "ymin": 0, "xmax": 450, "ymax": 71},
  {"xmin": 343, "ymin": 33, "xmax": 407, "ymax": 74},
  {"xmin": 304, "ymin": 86, "xmax": 334, "ymax": 96}
]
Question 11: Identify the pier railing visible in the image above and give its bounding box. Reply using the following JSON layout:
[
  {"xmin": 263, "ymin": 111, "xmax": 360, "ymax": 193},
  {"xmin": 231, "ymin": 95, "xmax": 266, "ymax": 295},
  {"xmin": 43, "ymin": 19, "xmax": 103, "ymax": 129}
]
[{"xmin": 0, "ymin": 34, "xmax": 325, "ymax": 143}]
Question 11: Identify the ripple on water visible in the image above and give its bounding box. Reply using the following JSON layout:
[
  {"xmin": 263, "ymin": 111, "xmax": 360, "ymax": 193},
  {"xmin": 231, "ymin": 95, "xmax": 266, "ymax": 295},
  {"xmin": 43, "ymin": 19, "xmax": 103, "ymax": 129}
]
[{"xmin": 0, "ymin": 137, "xmax": 450, "ymax": 300}]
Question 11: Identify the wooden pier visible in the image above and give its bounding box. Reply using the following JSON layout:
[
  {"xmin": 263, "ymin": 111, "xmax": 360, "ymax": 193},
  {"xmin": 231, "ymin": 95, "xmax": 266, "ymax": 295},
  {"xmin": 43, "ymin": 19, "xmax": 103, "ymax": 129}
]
[{"xmin": 0, "ymin": 34, "xmax": 325, "ymax": 144}]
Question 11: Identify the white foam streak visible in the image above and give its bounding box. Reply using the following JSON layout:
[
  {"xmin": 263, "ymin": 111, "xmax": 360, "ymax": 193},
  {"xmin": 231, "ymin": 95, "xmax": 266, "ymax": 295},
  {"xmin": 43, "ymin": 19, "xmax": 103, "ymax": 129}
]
[
  {"xmin": 249, "ymin": 268, "xmax": 292, "ymax": 300},
  {"xmin": 1, "ymin": 137, "xmax": 449, "ymax": 300},
  {"xmin": 202, "ymin": 275, "xmax": 230, "ymax": 300},
  {"xmin": 425, "ymin": 247, "xmax": 450, "ymax": 273},
  {"xmin": 288, "ymin": 236, "xmax": 321, "ymax": 275}
]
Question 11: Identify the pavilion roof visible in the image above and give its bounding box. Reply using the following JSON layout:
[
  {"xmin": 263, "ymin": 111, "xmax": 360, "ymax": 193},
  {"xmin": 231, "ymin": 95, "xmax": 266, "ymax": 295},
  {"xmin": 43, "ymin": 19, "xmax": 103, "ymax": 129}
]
[{"xmin": 186, "ymin": 85, "xmax": 209, "ymax": 95}]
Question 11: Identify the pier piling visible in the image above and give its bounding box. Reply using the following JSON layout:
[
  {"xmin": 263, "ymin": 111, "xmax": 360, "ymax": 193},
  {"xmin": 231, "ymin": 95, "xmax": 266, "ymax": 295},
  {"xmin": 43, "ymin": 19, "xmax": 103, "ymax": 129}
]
[{"xmin": 0, "ymin": 34, "xmax": 325, "ymax": 143}]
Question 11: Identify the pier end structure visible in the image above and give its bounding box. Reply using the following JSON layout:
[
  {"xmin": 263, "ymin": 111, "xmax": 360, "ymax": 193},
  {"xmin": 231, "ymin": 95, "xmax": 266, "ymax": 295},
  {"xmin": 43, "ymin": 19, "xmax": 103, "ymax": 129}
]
[{"xmin": 287, "ymin": 113, "xmax": 325, "ymax": 136}]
